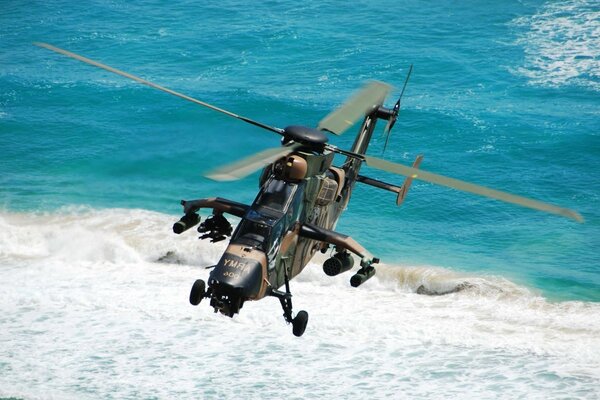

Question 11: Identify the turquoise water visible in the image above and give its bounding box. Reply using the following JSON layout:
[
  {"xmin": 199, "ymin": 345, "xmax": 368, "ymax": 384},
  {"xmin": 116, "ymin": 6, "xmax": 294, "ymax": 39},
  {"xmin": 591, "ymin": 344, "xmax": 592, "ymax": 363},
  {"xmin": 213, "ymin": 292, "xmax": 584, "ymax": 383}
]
[
  {"xmin": 2, "ymin": 0, "xmax": 597, "ymax": 300},
  {"xmin": 1, "ymin": 1, "xmax": 599, "ymax": 398}
]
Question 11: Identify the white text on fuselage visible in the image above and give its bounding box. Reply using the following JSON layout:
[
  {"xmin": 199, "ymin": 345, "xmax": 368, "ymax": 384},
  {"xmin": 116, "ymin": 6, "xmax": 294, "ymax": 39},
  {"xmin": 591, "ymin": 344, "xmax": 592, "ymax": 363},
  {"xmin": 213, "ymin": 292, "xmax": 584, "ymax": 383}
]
[{"xmin": 223, "ymin": 258, "xmax": 251, "ymax": 273}]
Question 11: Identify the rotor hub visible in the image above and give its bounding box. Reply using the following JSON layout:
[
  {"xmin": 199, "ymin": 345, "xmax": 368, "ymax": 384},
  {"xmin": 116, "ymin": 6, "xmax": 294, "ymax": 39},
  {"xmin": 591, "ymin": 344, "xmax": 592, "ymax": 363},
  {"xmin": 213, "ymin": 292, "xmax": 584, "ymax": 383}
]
[{"xmin": 282, "ymin": 125, "xmax": 328, "ymax": 149}]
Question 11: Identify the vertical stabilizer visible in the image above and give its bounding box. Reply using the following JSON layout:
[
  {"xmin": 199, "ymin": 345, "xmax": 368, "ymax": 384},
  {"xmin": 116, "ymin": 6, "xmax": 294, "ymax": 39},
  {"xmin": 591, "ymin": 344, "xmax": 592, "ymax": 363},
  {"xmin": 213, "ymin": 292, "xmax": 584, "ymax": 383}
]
[{"xmin": 396, "ymin": 155, "xmax": 424, "ymax": 205}]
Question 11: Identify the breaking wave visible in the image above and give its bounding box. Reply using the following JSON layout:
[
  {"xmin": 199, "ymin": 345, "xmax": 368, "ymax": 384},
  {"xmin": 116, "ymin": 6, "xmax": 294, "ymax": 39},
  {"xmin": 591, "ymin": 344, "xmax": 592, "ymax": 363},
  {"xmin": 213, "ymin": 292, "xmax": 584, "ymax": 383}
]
[
  {"xmin": 1, "ymin": 207, "xmax": 599, "ymax": 399},
  {"xmin": 0, "ymin": 207, "xmax": 542, "ymax": 300},
  {"xmin": 0, "ymin": 206, "xmax": 595, "ymax": 306},
  {"xmin": 0, "ymin": 207, "xmax": 592, "ymax": 298}
]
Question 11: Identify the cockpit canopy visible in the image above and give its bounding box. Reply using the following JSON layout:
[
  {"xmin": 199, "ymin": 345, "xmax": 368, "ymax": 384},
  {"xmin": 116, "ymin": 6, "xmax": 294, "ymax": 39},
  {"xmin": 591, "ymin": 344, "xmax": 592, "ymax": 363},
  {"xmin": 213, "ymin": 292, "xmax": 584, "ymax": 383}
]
[
  {"xmin": 232, "ymin": 178, "xmax": 299, "ymax": 252},
  {"xmin": 255, "ymin": 178, "xmax": 297, "ymax": 213}
]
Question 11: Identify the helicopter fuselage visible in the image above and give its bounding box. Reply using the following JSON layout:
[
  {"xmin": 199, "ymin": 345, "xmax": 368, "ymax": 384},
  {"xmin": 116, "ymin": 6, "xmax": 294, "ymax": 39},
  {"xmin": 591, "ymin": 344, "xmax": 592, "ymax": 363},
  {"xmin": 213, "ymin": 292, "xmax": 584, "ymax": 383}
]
[
  {"xmin": 182, "ymin": 111, "xmax": 383, "ymax": 318},
  {"xmin": 201, "ymin": 150, "xmax": 347, "ymax": 316}
]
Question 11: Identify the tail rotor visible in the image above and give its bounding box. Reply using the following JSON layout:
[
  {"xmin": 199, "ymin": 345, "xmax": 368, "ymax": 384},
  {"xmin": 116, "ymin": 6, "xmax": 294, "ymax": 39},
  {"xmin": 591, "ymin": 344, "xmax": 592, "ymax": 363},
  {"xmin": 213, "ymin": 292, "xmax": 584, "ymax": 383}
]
[{"xmin": 382, "ymin": 64, "xmax": 413, "ymax": 153}]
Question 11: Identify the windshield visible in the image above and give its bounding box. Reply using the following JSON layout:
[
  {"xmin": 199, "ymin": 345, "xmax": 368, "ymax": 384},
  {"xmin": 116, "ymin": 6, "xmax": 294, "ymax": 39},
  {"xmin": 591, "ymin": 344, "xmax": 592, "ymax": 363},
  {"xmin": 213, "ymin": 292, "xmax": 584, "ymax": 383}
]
[
  {"xmin": 232, "ymin": 179, "xmax": 299, "ymax": 254},
  {"xmin": 233, "ymin": 206, "xmax": 286, "ymax": 247},
  {"xmin": 254, "ymin": 178, "xmax": 297, "ymax": 213},
  {"xmin": 233, "ymin": 217, "xmax": 272, "ymax": 251}
]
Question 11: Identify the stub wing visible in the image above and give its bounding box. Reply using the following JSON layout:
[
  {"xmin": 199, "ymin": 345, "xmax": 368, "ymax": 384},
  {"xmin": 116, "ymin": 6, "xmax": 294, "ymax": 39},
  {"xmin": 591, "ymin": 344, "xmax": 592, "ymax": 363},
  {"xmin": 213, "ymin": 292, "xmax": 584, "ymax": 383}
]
[
  {"xmin": 299, "ymin": 222, "xmax": 376, "ymax": 268},
  {"xmin": 180, "ymin": 197, "xmax": 249, "ymax": 217}
]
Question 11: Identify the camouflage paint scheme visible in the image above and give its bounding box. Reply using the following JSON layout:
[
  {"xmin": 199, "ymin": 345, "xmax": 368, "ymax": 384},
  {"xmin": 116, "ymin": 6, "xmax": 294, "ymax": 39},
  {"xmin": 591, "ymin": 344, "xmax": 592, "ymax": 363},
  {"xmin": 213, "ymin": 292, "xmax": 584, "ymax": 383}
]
[{"xmin": 181, "ymin": 108, "xmax": 393, "ymax": 316}]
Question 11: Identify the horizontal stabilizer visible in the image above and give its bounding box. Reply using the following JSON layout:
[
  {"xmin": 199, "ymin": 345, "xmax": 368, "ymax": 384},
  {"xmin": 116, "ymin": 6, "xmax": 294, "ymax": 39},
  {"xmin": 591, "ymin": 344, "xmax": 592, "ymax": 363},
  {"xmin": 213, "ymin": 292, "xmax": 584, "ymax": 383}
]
[
  {"xmin": 356, "ymin": 175, "xmax": 402, "ymax": 197},
  {"xmin": 356, "ymin": 154, "xmax": 424, "ymax": 206},
  {"xmin": 364, "ymin": 155, "xmax": 584, "ymax": 223}
]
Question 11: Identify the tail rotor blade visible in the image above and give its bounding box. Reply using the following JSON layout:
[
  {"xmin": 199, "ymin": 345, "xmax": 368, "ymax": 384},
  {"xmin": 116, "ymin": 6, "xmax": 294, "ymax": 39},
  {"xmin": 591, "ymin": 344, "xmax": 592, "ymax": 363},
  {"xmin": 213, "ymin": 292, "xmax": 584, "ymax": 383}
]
[
  {"xmin": 382, "ymin": 116, "xmax": 395, "ymax": 153},
  {"xmin": 33, "ymin": 42, "xmax": 285, "ymax": 135},
  {"xmin": 318, "ymin": 81, "xmax": 392, "ymax": 135},
  {"xmin": 382, "ymin": 65, "xmax": 413, "ymax": 153},
  {"xmin": 205, "ymin": 143, "xmax": 301, "ymax": 181},
  {"xmin": 364, "ymin": 155, "xmax": 584, "ymax": 223}
]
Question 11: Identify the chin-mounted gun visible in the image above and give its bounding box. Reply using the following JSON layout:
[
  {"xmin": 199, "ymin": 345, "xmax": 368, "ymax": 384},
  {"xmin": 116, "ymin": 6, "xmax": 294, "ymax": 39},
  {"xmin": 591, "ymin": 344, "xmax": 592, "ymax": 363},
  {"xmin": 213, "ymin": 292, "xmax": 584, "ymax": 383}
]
[{"xmin": 197, "ymin": 212, "xmax": 232, "ymax": 243}]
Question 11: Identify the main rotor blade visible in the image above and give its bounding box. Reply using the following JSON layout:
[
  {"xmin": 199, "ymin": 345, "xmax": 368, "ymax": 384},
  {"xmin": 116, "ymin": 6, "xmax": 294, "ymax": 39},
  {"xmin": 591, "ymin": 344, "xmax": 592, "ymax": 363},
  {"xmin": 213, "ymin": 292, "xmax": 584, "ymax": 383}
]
[
  {"xmin": 318, "ymin": 81, "xmax": 392, "ymax": 135},
  {"xmin": 33, "ymin": 42, "xmax": 284, "ymax": 135},
  {"xmin": 364, "ymin": 155, "xmax": 584, "ymax": 223},
  {"xmin": 205, "ymin": 143, "xmax": 301, "ymax": 181}
]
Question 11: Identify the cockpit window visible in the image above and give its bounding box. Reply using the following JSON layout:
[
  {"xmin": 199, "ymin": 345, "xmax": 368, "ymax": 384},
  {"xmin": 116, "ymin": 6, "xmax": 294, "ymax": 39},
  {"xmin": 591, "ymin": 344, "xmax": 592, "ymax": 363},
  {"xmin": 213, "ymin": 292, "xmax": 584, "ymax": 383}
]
[
  {"xmin": 232, "ymin": 178, "xmax": 300, "ymax": 253},
  {"xmin": 233, "ymin": 219, "xmax": 271, "ymax": 251},
  {"xmin": 255, "ymin": 178, "xmax": 297, "ymax": 213}
]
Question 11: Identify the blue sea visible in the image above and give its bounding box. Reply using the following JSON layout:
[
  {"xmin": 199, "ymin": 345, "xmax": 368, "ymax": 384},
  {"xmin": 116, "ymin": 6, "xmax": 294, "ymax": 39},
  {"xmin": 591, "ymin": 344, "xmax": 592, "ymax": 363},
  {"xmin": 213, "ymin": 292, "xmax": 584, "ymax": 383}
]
[{"xmin": 1, "ymin": 1, "xmax": 599, "ymax": 399}]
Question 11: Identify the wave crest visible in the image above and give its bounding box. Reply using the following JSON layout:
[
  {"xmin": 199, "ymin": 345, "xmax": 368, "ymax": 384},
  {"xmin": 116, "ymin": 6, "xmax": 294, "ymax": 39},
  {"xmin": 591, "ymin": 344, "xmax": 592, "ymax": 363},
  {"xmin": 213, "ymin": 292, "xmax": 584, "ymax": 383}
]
[{"xmin": 0, "ymin": 207, "xmax": 585, "ymax": 307}]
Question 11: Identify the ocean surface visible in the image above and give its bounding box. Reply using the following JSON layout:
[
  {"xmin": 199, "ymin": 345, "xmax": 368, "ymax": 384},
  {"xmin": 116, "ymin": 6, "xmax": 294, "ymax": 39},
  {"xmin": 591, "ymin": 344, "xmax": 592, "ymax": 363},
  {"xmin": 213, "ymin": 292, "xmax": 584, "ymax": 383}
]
[{"xmin": 1, "ymin": 0, "xmax": 599, "ymax": 398}]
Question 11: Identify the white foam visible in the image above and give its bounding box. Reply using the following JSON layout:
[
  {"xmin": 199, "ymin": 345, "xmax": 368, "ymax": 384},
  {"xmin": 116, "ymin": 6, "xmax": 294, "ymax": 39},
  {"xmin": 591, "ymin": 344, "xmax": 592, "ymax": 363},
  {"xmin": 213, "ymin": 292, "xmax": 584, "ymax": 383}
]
[
  {"xmin": 511, "ymin": 0, "xmax": 600, "ymax": 90},
  {"xmin": 1, "ymin": 208, "xmax": 599, "ymax": 399},
  {"xmin": 0, "ymin": 207, "xmax": 225, "ymax": 266}
]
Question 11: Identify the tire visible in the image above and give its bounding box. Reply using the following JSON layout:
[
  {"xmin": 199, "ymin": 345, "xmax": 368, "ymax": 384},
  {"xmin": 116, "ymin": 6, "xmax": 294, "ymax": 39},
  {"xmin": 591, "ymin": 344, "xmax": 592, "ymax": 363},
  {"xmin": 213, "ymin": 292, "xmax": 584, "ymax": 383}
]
[
  {"xmin": 189, "ymin": 279, "xmax": 206, "ymax": 306},
  {"xmin": 292, "ymin": 310, "xmax": 309, "ymax": 337}
]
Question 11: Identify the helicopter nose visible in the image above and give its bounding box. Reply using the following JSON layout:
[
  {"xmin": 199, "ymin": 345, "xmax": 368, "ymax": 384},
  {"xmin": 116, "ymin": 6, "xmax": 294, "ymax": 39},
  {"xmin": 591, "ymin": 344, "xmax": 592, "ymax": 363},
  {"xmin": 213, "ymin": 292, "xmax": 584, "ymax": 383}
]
[{"xmin": 209, "ymin": 245, "xmax": 268, "ymax": 301}]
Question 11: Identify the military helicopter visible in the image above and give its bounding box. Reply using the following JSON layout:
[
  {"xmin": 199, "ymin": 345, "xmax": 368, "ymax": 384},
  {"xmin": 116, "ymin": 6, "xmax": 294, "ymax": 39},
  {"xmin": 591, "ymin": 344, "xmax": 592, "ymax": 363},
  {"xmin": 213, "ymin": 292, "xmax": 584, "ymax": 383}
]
[{"xmin": 35, "ymin": 42, "xmax": 583, "ymax": 337}]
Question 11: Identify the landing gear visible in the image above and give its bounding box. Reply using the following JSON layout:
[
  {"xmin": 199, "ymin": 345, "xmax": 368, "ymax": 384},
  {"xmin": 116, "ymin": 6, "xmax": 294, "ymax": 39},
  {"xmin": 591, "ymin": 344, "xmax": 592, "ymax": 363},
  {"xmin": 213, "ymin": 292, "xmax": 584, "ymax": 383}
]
[
  {"xmin": 292, "ymin": 310, "xmax": 309, "ymax": 337},
  {"xmin": 272, "ymin": 288, "xmax": 309, "ymax": 337},
  {"xmin": 190, "ymin": 269, "xmax": 309, "ymax": 336},
  {"xmin": 189, "ymin": 279, "xmax": 206, "ymax": 306},
  {"xmin": 270, "ymin": 268, "xmax": 309, "ymax": 337}
]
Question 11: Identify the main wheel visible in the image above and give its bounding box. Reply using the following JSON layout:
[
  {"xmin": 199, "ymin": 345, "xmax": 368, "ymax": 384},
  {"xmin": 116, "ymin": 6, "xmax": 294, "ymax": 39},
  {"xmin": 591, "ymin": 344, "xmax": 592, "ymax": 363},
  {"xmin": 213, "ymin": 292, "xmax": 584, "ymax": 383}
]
[
  {"xmin": 292, "ymin": 310, "xmax": 309, "ymax": 337},
  {"xmin": 189, "ymin": 279, "xmax": 206, "ymax": 306}
]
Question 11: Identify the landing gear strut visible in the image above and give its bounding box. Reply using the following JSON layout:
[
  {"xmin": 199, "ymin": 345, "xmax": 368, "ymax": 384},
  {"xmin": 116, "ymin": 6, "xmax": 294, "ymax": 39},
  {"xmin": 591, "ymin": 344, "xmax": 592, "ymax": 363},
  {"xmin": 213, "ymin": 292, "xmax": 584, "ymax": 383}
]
[{"xmin": 270, "ymin": 268, "xmax": 309, "ymax": 337}]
